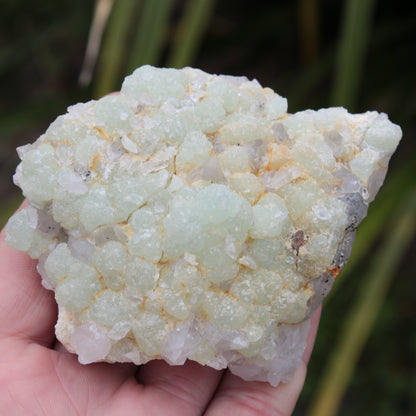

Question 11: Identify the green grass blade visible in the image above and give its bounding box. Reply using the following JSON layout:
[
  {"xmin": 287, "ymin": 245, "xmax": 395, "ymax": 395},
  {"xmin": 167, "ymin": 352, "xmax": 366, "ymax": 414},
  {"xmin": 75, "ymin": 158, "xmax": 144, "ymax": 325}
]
[
  {"xmin": 331, "ymin": 0, "xmax": 377, "ymax": 109},
  {"xmin": 94, "ymin": 0, "xmax": 139, "ymax": 99},
  {"xmin": 307, "ymin": 188, "xmax": 416, "ymax": 416},
  {"xmin": 127, "ymin": 0, "xmax": 174, "ymax": 72},
  {"xmin": 167, "ymin": 0, "xmax": 216, "ymax": 68}
]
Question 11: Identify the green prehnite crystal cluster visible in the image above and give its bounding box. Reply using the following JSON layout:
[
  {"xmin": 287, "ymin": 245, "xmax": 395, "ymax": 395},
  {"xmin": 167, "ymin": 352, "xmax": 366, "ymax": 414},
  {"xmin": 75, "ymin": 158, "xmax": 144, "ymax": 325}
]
[{"xmin": 5, "ymin": 66, "xmax": 402, "ymax": 386}]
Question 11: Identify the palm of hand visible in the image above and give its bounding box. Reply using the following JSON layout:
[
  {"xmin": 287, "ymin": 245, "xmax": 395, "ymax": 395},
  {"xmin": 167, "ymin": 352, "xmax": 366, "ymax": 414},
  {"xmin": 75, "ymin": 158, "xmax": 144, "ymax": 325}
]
[{"xmin": 0, "ymin": 223, "xmax": 320, "ymax": 416}]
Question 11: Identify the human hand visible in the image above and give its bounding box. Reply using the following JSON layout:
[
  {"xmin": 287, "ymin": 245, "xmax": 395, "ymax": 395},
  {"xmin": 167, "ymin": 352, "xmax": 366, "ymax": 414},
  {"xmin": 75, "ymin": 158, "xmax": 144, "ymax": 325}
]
[{"xmin": 0, "ymin": 204, "xmax": 321, "ymax": 416}]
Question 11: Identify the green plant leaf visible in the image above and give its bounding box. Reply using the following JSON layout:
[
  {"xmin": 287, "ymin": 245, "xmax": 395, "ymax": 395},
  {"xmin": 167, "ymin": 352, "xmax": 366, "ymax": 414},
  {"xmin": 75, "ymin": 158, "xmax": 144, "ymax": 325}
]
[
  {"xmin": 167, "ymin": 0, "xmax": 216, "ymax": 68},
  {"xmin": 127, "ymin": 0, "xmax": 174, "ymax": 72},
  {"xmin": 94, "ymin": 0, "xmax": 139, "ymax": 98},
  {"xmin": 331, "ymin": 0, "xmax": 377, "ymax": 110}
]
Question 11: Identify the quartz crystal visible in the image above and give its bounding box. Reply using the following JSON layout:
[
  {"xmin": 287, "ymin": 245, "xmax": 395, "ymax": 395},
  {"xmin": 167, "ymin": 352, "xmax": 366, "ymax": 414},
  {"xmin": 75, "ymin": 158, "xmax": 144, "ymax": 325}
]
[{"xmin": 5, "ymin": 66, "xmax": 402, "ymax": 386}]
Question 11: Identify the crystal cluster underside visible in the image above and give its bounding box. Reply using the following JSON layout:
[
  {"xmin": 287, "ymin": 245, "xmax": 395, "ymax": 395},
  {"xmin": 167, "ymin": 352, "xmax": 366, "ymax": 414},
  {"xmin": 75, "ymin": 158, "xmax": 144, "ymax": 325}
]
[{"xmin": 5, "ymin": 66, "xmax": 401, "ymax": 386}]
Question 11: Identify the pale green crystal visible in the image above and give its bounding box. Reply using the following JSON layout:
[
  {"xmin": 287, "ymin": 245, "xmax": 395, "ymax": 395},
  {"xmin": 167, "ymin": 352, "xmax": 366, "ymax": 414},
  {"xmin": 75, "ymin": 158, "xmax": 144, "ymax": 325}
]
[
  {"xmin": 44, "ymin": 243, "xmax": 73, "ymax": 286},
  {"xmin": 5, "ymin": 208, "xmax": 37, "ymax": 252},
  {"xmin": 94, "ymin": 95, "xmax": 134, "ymax": 135},
  {"xmin": 109, "ymin": 177, "xmax": 148, "ymax": 222},
  {"xmin": 55, "ymin": 262, "xmax": 102, "ymax": 312},
  {"xmin": 218, "ymin": 145, "xmax": 251, "ymax": 175},
  {"xmin": 249, "ymin": 193, "xmax": 291, "ymax": 239},
  {"xmin": 176, "ymin": 130, "xmax": 213, "ymax": 173},
  {"xmin": 121, "ymin": 66, "xmax": 186, "ymax": 104},
  {"xmin": 5, "ymin": 65, "xmax": 402, "ymax": 387},
  {"xmin": 132, "ymin": 312, "xmax": 168, "ymax": 356},
  {"xmin": 230, "ymin": 268, "xmax": 283, "ymax": 305},
  {"xmin": 349, "ymin": 148, "xmax": 382, "ymax": 181},
  {"xmin": 19, "ymin": 143, "xmax": 58, "ymax": 204},
  {"xmin": 88, "ymin": 290, "xmax": 137, "ymax": 326},
  {"xmin": 125, "ymin": 256, "xmax": 158, "ymax": 293},
  {"xmin": 251, "ymin": 237, "xmax": 286, "ymax": 269},
  {"xmin": 128, "ymin": 208, "xmax": 163, "ymax": 262},
  {"xmin": 228, "ymin": 172, "xmax": 263, "ymax": 205},
  {"xmin": 93, "ymin": 241, "xmax": 127, "ymax": 290},
  {"xmin": 278, "ymin": 180, "xmax": 324, "ymax": 221},
  {"xmin": 74, "ymin": 134, "xmax": 105, "ymax": 165},
  {"xmin": 206, "ymin": 78, "xmax": 239, "ymax": 112},
  {"xmin": 194, "ymin": 97, "xmax": 226, "ymax": 133},
  {"xmin": 203, "ymin": 292, "xmax": 249, "ymax": 330}
]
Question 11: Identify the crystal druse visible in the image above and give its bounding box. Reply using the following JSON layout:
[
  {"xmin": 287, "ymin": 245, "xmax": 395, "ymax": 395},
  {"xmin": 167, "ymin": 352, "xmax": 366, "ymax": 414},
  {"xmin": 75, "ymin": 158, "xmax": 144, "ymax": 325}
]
[{"xmin": 5, "ymin": 66, "xmax": 402, "ymax": 386}]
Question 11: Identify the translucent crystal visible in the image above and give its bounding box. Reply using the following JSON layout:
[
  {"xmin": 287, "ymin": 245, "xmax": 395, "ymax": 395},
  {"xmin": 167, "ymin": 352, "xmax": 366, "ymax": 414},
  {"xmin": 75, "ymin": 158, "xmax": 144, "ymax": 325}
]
[{"xmin": 5, "ymin": 65, "xmax": 402, "ymax": 387}]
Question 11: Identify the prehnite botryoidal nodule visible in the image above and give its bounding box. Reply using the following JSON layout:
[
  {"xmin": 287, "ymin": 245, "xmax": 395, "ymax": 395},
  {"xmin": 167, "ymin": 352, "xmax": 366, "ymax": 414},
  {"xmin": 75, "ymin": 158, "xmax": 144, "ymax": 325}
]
[{"xmin": 5, "ymin": 66, "xmax": 402, "ymax": 386}]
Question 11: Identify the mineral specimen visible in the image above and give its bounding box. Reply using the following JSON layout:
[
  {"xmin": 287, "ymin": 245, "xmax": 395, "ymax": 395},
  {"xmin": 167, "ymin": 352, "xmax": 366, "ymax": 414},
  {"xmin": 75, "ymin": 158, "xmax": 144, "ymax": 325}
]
[{"xmin": 5, "ymin": 66, "xmax": 401, "ymax": 386}]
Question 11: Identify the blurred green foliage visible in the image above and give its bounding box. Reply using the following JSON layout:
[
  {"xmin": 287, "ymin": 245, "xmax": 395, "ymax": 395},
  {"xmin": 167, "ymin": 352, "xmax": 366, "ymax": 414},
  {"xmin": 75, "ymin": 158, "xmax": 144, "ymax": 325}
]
[{"xmin": 1, "ymin": 1, "xmax": 415, "ymax": 414}]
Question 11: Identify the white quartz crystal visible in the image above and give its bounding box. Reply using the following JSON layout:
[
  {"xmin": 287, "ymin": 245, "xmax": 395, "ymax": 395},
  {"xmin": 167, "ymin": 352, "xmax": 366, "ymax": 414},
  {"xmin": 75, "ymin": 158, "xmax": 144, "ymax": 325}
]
[{"xmin": 5, "ymin": 66, "xmax": 402, "ymax": 386}]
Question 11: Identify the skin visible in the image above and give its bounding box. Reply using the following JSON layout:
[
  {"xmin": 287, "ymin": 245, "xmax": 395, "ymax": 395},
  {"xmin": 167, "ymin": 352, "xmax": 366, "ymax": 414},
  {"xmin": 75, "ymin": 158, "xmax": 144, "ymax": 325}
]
[{"xmin": 0, "ymin": 204, "xmax": 321, "ymax": 416}]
